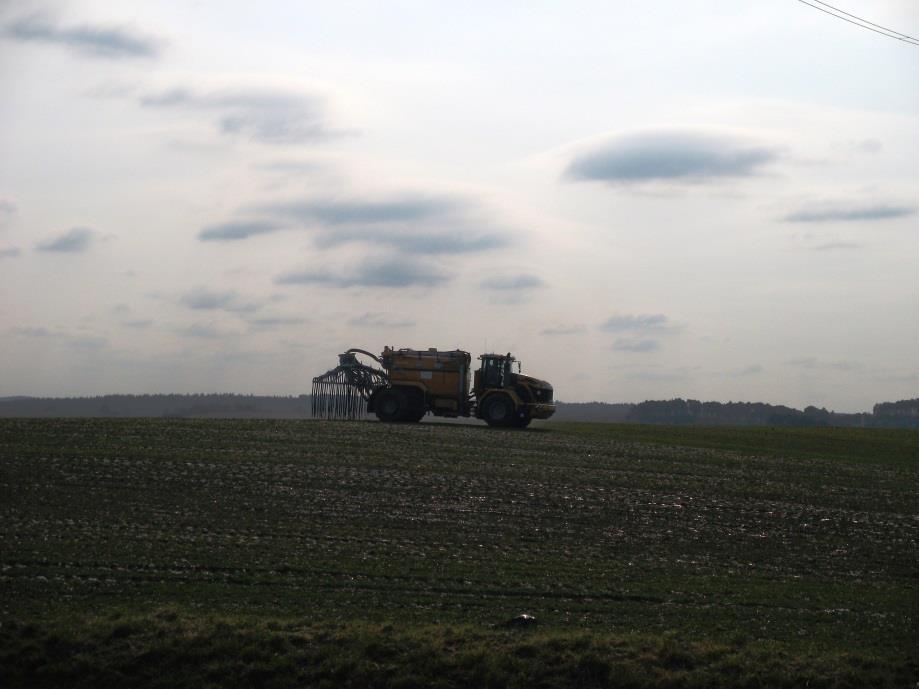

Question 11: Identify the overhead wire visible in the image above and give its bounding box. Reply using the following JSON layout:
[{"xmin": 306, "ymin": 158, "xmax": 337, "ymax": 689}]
[
  {"xmin": 797, "ymin": 0, "xmax": 919, "ymax": 46},
  {"xmin": 807, "ymin": 0, "xmax": 919, "ymax": 42}
]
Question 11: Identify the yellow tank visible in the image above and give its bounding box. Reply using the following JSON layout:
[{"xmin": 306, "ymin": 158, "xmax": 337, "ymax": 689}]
[{"xmin": 380, "ymin": 347, "xmax": 472, "ymax": 417}]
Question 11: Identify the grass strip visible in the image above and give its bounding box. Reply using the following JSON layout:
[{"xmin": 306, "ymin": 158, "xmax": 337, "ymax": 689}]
[{"xmin": 2, "ymin": 610, "xmax": 915, "ymax": 689}]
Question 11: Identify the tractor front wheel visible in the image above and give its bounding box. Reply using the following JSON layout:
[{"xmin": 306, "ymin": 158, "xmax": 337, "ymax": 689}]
[{"xmin": 483, "ymin": 394, "xmax": 515, "ymax": 427}]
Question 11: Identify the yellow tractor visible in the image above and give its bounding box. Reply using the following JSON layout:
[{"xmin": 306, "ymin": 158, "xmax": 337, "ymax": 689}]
[{"xmin": 312, "ymin": 347, "xmax": 555, "ymax": 427}]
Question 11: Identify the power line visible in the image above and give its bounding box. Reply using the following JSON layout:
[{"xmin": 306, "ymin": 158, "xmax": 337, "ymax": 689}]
[
  {"xmin": 798, "ymin": 0, "xmax": 919, "ymax": 46},
  {"xmin": 809, "ymin": 0, "xmax": 919, "ymax": 42}
]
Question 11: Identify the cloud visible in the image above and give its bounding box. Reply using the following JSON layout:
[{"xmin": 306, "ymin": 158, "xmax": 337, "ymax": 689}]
[
  {"xmin": 727, "ymin": 364, "xmax": 764, "ymax": 377},
  {"xmin": 140, "ymin": 85, "xmax": 337, "ymax": 144},
  {"xmin": 600, "ymin": 313, "xmax": 669, "ymax": 333},
  {"xmin": 69, "ymin": 336, "xmax": 107, "ymax": 351},
  {"xmin": 347, "ymin": 312, "xmax": 416, "ymax": 328},
  {"xmin": 0, "ymin": 199, "xmax": 15, "ymax": 226},
  {"xmin": 602, "ymin": 313, "xmax": 679, "ymax": 351},
  {"xmin": 199, "ymin": 220, "xmax": 283, "ymax": 241},
  {"xmin": 267, "ymin": 197, "xmax": 455, "ymax": 225},
  {"xmin": 14, "ymin": 326, "xmax": 61, "ymax": 338},
  {"xmin": 247, "ymin": 316, "xmax": 307, "ymax": 329},
  {"xmin": 254, "ymin": 160, "xmax": 323, "ymax": 174},
  {"xmin": 254, "ymin": 196, "xmax": 509, "ymax": 255},
  {"xmin": 3, "ymin": 14, "xmax": 160, "ymax": 59},
  {"xmin": 480, "ymin": 274, "xmax": 546, "ymax": 291},
  {"xmin": 36, "ymin": 227, "xmax": 95, "ymax": 253},
  {"xmin": 321, "ymin": 229, "xmax": 506, "ymax": 254},
  {"xmin": 0, "ymin": 247, "xmax": 21, "ymax": 258},
  {"xmin": 813, "ymin": 241, "xmax": 860, "ymax": 251},
  {"xmin": 181, "ymin": 289, "xmax": 236, "ymax": 310},
  {"xmin": 566, "ymin": 129, "xmax": 777, "ymax": 184},
  {"xmin": 180, "ymin": 288, "xmax": 260, "ymax": 313},
  {"xmin": 612, "ymin": 338, "xmax": 660, "ymax": 353},
  {"xmin": 785, "ymin": 357, "xmax": 862, "ymax": 372},
  {"xmin": 782, "ymin": 203, "xmax": 915, "ymax": 223},
  {"xmin": 626, "ymin": 369, "xmax": 689, "ymax": 382},
  {"xmin": 175, "ymin": 323, "xmax": 223, "ymax": 339},
  {"xmin": 881, "ymin": 371, "xmax": 919, "ymax": 384},
  {"xmin": 121, "ymin": 319, "xmax": 153, "ymax": 328},
  {"xmin": 276, "ymin": 256, "xmax": 450, "ymax": 289},
  {"xmin": 852, "ymin": 138, "xmax": 882, "ymax": 155},
  {"xmin": 11, "ymin": 327, "xmax": 106, "ymax": 351},
  {"xmin": 540, "ymin": 324, "xmax": 586, "ymax": 336},
  {"xmin": 479, "ymin": 273, "xmax": 547, "ymax": 305}
]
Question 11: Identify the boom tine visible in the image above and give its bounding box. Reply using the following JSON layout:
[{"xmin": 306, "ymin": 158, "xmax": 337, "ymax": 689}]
[{"xmin": 311, "ymin": 352, "xmax": 387, "ymax": 420}]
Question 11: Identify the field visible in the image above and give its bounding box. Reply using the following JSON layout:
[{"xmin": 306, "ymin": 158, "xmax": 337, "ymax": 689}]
[{"xmin": 1, "ymin": 418, "xmax": 917, "ymax": 688}]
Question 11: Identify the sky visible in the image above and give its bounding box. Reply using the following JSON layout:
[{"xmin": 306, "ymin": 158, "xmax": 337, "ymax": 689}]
[{"xmin": 1, "ymin": 0, "xmax": 917, "ymax": 411}]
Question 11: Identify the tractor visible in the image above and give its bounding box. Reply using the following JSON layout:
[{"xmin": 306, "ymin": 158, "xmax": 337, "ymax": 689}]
[{"xmin": 312, "ymin": 347, "xmax": 554, "ymax": 427}]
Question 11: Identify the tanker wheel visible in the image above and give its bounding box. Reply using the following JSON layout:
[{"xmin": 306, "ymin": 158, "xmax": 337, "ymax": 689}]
[
  {"xmin": 375, "ymin": 388, "xmax": 406, "ymax": 423},
  {"xmin": 405, "ymin": 410, "xmax": 426, "ymax": 423},
  {"xmin": 405, "ymin": 389, "xmax": 427, "ymax": 422},
  {"xmin": 483, "ymin": 394, "xmax": 514, "ymax": 427}
]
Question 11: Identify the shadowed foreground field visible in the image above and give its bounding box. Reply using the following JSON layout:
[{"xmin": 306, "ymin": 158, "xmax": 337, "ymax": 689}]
[{"xmin": 1, "ymin": 419, "xmax": 916, "ymax": 687}]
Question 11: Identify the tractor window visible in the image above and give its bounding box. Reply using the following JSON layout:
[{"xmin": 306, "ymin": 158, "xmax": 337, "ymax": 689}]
[{"xmin": 482, "ymin": 358, "xmax": 501, "ymax": 387}]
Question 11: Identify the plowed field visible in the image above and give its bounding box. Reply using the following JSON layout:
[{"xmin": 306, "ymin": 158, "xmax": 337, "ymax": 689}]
[{"xmin": 1, "ymin": 418, "xmax": 916, "ymax": 686}]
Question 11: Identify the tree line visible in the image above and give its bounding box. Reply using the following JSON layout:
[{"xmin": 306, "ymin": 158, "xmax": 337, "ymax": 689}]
[{"xmin": 1, "ymin": 393, "xmax": 917, "ymax": 428}]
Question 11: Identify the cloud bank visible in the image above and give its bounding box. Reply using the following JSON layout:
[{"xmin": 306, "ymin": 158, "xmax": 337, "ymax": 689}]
[
  {"xmin": 783, "ymin": 203, "xmax": 915, "ymax": 223},
  {"xmin": 784, "ymin": 357, "xmax": 861, "ymax": 372},
  {"xmin": 246, "ymin": 316, "xmax": 307, "ymax": 329},
  {"xmin": 180, "ymin": 288, "xmax": 259, "ymax": 313},
  {"xmin": 4, "ymin": 14, "xmax": 160, "ymax": 58},
  {"xmin": 612, "ymin": 338, "xmax": 660, "ymax": 353},
  {"xmin": 813, "ymin": 241, "xmax": 860, "ymax": 251},
  {"xmin": 256, "ymin": 196, "xmax": 509, "ymax": 254},
  {"xmin": 600, "ymin": 313, "xmax": 669, "ymax": 332},
  {"xmin": 566, "ymin": 129, "xmax": 777, "ymax": 184},
  {"xmin": 540, "ymin": 324, "xmax": 586, "ymax": 336},
  {"xmin": 602, "ymin": 312, "xmax": 679, "ymax": 354},
  {"xmin": 203, "ymin": 193, "xmax": 512, "ymax": 256},
  {"xmin": 36, "ymin": 227, "xmax": 95, "ymax": 253},
  {"xmin": 276, "ymin": 256, "xmax": 450, "ymax": 289},
  {"xmin": 175, "ymin": 323, "xmax": 224, "ymax": 339},
  {"xmin": 726, "ymin": 364, "xmax": 764, "ymax": 377},
  {"xmin": 0, "ymin": 199, "xmax": 16, "ymax": 226},
  {"xmin": 480, "ymin": 274, "xmax": 546, "ymax": 291},
  {"xmin": 199, "ymin": 221, "xmax": 283, "ymax": 241},
  {"xmin": 348, "ymin": 313, "xmax": 416, "ymax": 328},
  {"xmin": 267, "ymin": 197, "xmax": 454, "ymax": 225},
  {"xmin": 140, "ymin": 86, "xmax": 336, "ymax": 144}
]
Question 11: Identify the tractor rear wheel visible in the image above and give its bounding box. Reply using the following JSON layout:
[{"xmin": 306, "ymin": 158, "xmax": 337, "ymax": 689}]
[
  {"xmin": 483, "ymin": 394, "xmax": 515, "ymax": 427},
  {"xmin": 375, "ymin": 388, "xmax": 407, "ymax": 423}
]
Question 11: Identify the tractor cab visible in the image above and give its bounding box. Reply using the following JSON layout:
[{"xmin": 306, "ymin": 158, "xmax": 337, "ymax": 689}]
[{"xmin": 475, "ymin": 353, "xmax": 518, "ymax": 392}]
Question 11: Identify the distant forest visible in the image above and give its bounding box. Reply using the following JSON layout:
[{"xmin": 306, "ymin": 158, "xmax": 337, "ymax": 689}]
[
  {"xmin": 624, "ymin": 398, "xmax": 919, "ymax": 429},
  {"xmin": 1, "ymin": 394, "xmax": 918, "ymax": 429}
]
